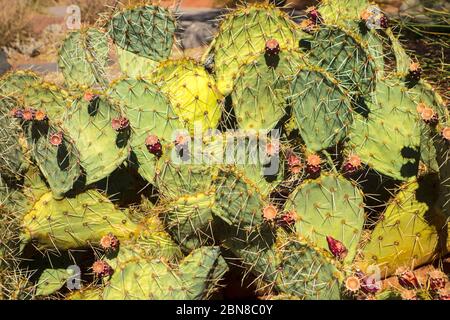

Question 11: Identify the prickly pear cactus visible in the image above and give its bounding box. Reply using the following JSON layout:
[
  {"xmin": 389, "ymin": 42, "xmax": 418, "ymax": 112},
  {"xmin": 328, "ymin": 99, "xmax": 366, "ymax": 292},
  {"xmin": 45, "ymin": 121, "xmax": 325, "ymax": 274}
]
[{"xmin": 0, "ymin": 0, "xmax": 448, "ymax": 301}]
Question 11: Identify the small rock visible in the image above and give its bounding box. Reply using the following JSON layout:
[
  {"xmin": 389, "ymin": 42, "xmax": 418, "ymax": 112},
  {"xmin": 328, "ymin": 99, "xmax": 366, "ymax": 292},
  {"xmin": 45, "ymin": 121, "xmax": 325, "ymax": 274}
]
[
  {"xmin": 181, "ymin": 22, "xmax": 216, "ymax": 49},
  {"xmin": 0, "ymin": 48, "xmax": 11, "ymax": 76}
]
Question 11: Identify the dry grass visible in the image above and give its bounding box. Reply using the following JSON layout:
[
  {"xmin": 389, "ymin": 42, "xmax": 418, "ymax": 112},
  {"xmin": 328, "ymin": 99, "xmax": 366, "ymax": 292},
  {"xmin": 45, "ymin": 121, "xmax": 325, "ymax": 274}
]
[{"xmin": 0, "ymin": 0, "xmax": 33, "ymax": 48}]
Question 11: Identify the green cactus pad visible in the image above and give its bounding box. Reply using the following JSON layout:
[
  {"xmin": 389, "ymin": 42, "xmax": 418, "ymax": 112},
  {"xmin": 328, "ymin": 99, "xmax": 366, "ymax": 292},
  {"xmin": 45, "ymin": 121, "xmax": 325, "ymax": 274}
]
[
  {"xmin": 163, "ymin": 192, "xmax": 216, "ymax": 251},
  {"xmin": 103, "ymin": 246, "xmax": 227, "ymax": 300},
  {"xmin": 303, "ymin": 26, "xmax": 376, "ymax": 95},
  {"xmin": 284, "ymin": 174, "xmax": 365, "ymax": 264},
  {"xmin": 109, "ymin": 5, "xmax": 176, "ymax": 61},
  {"xmin": 27, "ymin": 122, "xmax": 81, "ymax": 200},
  {"xmin": 290, "ymin": 68, "xmax": 353, "ymax": 152},
  {"xmin": 319, "ymin": 0, "xmax": 368, "ymax": 24},
  {"xmin": 348, "ymin": 79, "xmax": 421, "ymax": 181},
  {"xmin": 58, "ymin": 28, "xmax": 109, "ymax": 88},
  {"xmin": 108, "ymin": 77, "xmax": 181, "ymax": 184},
  {"xmin": 206, "ymin": 3, "xmax": 300, "ymax": 95},
  {"xmin": 62, "ymin": 96, "xmax": 130, "ymax": 185},
  {"xmin": 36, "ymin": 268, "xmax": 75, "ymax": 296},
  {"xmin": 152, "ymin": 58, "xmax": 223, "ymax": 134},
  {"xmin": 0, "ymin": 70, "xmax": 39, "ymax": 96},
  {"xmin": 232, "ymin": 50, "xmax": 305, "ymax": 130},
  {"xmin": 154, "ymin": 135, "xmax": 221, "ymax": 199},
  {"xmin": 0, "ymin": 72, "xmax": 69, "ymax": 120},
  {"xmin": 116, "ymin": 46, "xmax": 158, "ymax": 78},
  {"xmin": 356, "ymin": 179, "xmax": 447, "ymax": 277},
  {"xmin": 21, "ymin": 190, "xmax": 138, "ymax": 250},
  {"xmin": 0, "ymin": 97, "xmax": 28, "ymax": 180},
  {"xmin": 224, "ymin": 228, "xmax": 342, "ymax": 299},
  {"xmin": 212, "ymin": 167, "xmax": 266, "ymax": 231}
]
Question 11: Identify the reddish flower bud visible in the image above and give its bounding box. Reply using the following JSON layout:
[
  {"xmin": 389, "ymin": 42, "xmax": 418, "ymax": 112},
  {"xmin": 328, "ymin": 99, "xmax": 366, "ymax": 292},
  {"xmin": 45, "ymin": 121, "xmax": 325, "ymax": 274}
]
[
  {"xmin": 427, "ymin": 270, "xmax": 447, "ymax": 291},
  {"xmin": 326, "ymin": 236, "xmax": 348, "ymax": 260},
  {"xmin": 396, "ymin": 267, "xmax": 419, "ymax": 289},
  {"xmin": 306, "ymin": 6, "xmax": 323, "ymax": 25},
  {"xmin": 10, "ymin": 108, "xmax": 23, "ymax": 119},
  {"xmin": 277, "ymin": 210, "xmax": 297, "ymax": 227}
]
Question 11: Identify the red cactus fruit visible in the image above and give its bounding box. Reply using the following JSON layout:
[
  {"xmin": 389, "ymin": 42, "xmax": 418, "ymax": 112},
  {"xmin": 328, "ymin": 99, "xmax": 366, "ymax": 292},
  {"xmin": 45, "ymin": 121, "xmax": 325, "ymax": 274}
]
[
  {"xmin": 306, "ymin": 154, "xmax": 322, "ymax": 177},
  {"xmin": 343, "ymin": 154, "xmax": 362, "ymax": 174},
  {"xmin": 396, "ymin": 267, "xmax": 419, "ymax": 289},
  {"xmin": 287, "ymin": 153, "xmax": 303, "ymax": 174},
  {"xmin": 22, "ymin": 108, "xmax": 34, "ymax": 121},
  {"xmin": 326, "ymin": 236, "xmax": 348, "ymax": 260},
  {"xmin": 145, "ymin": 134, "xmax": 163, "ymax": 157},
  {"xmin": 111, "ymin": 117, "xmax": 130, "ymax": 131},
  {"xmin": 277, "ymin": 210, "xmax": 298, "ymax": 227},
  {"xmin": 92, "ymin": 260, "xmax": 113, "ymax": 277},
  {"xmin": 306, "ymin": 6, "xmax": 322, "ymax": 25},
  {"xmin": 361, "ymin": 276, "xmax": 381, "ymax": 294},
  {"xmin": 100, "ymin": 233, "xmax": 120, "ymax": 252},
  {"xmin": 49, "ymin": 132, "xmax": 63, "ymax": 146},
  {"xmin": 379, "ymin": 14, "xmax": 388, "ymax": 28},
  {"xmin": 263, "ymin": 204, "xmax": 278, "ymax": 222},
  {"xmin": 34, "ymin": 110, "xmax": 48, "ymax": 121},
  {"xmin": 427, "ymin": 270, "xmax": 447, "ymax": 291},
  {"xmin": 345, "ymin": 276, "xmax": 361, "ymax": 293},
  {"xmin": 265, "ymin": 39, "xmax": 280, "ymax": 56}
]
